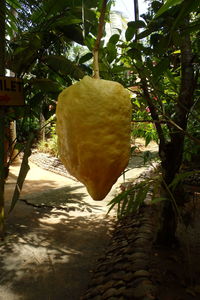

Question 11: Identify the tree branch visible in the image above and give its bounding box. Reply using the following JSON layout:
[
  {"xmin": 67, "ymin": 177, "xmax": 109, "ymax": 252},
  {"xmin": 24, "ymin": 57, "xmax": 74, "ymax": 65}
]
[{"xmin": 93, "ymin": 0, "xmax": 108, "ymax": 79}]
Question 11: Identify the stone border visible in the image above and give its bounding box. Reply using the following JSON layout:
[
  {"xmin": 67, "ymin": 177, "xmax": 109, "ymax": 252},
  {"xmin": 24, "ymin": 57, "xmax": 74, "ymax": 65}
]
[
  {"xmin": 81, "ymin": 204, "xmax": 159, "ymax": 300},
  {"xmin": 29, "ymin": 151, "xmax": 77, "ymax": 181}
]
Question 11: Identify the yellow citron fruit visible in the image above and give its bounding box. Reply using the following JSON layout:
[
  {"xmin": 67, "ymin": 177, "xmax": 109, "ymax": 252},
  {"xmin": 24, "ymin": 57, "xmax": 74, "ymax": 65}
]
[{"xmin": 56, "ymin": 76, "xmax": 132, "ymax": 200}]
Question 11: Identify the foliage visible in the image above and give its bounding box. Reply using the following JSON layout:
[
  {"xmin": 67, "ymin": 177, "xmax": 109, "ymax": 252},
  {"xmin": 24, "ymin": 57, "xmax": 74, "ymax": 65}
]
[
  {"xmin": 131, "ymin": 97, "xmax": 159, "ymax": 146},
  {"xmin": 104, "ymin": 0, "xmax": 200, "ymax": 242},
  {"xmin": 37, "ymin": 122, "xmax": 58, "ymax": 157},
  {"xmin": 107, "ymin": 169, "xmax": 162, "ymax": 219},
  {"xmin": 183, "ymin": 115, "xmax": 200, "ymax": 163},
  {"xmin": 122, "ymin": 0, "xmax": 199, "ymax": 177},
  {"xmin": 5, "ymin": 0, "xmax": 102, "ymax": 122},
  {"xmin": 4, "ymin": 0, "xmax": 108, "ymax": 157},
  {"xmin": 107, "ymin": 180, "xmax": 150, "ymax": 218}
]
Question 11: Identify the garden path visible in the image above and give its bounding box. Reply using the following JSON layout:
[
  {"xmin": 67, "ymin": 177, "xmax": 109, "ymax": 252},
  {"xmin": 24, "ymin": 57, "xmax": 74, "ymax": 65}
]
[{"xmin": 1, "ymin": 140, "xmax": 158, "ymax": 300}]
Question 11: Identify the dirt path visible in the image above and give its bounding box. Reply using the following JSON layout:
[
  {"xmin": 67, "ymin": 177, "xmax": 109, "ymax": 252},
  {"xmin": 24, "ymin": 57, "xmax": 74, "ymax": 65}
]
[{"xmin": 1, "ymin": 141, "xmax": 158, "ymax": 300}]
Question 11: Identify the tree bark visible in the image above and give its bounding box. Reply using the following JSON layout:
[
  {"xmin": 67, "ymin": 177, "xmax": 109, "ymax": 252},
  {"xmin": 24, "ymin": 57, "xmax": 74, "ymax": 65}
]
[
  {"xmin": 0, "ymin": 0, "xmax": 6, "ymax": 239},
  {"xmin": 157, "ymin": 17, "xmax": 194, "ymax": 245},
  {"xmin": 39, "ymin": 113, "xmax": 46, "ymax": 142}
]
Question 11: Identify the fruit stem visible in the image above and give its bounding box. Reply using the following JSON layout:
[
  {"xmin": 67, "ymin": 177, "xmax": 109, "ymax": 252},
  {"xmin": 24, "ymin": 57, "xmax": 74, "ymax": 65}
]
[{"xmin": 93, "ymin": 0, "xmax": 108, "ymax": 79}]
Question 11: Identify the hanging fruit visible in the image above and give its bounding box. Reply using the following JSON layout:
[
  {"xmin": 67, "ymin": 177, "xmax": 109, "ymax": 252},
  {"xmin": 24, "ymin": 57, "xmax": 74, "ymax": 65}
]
[{"xmin": 56, "ymin": 75, "xmax": 132, "ymax": 200}]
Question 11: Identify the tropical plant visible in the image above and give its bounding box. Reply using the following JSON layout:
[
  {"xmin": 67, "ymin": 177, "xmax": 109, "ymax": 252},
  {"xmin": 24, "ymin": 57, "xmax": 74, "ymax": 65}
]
[
  {"xmin": 0, "ymin": 0, "xmax": 112, "ymax": 236},
  {"xmin": 115, "ymin": 0, "xmax": 200, "ymax": 244},
  {"xmin": 37, "ymin": 121, "xmax": 58, "ymax": 157},
  {"xmin": 100, "ymin": 0, "xmax": 200, "ymax": 245}
]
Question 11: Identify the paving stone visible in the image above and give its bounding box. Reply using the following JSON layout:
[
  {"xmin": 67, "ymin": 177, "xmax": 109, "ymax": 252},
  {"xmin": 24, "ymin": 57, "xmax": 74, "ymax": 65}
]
[
  {"xmin": 115, "ymin": 286, "xmax": 127, "ymax": 295},
  {"xmin": 112, "ymin": 280, "xmax": 125, "ymax": 288},
  {"xmin": 136, "ymin": 233, "xmax": 152, "ymax": 240},
  {"xmin": 139, "ymin": 225, "xmax": 153, "ymax": 233},
  {"xmin": 102, "ymin": 288, "xmax": 118, "ymax": 299},
  {"xmin": 132, "ymin": 260, "xmax": 149, "ymax": 271},
  {"xmin": 121, "ymin": 240, "xmax": 129, "ymax": 247},
  {"xmin": 123, "ymin": 272, "xmax": 134, "ymax": 282},
  {"xmin": 112, "ymin": 256, "xmax": 124, "ymax": 264},
  {"xmin": 95, "ymin": 284, "xmax": 106, "ymax": 295},
  {"xmin": 92, "ymin": 295, "xmax": 102, "ymax": 300},
  {"xmin": 96, "ymin": 263, "xmax": 114, "ymax": 273},
  {"xmin": 142, "ymin": 296, "xmax": 156, "ymax": 300},
  {"xmin": 134, "ymin": 237, "xmax": 150, "ymax": 246},
  {"xmin": 111, "ymin": 271, "xmax": 127, "ymax": 280},
  {"xmin": 133, "ymin": 277, "xmax": 152, "ymax": 286},
  {"xmin": 102, "ymin": 280, "xmax": 116, "ymax": 291},
  {"xmin": 128, "ymin": 252, "xmax": 147, "ymax": 260},
  {"xmin": 91, "ymin": 275, "xmax": 108, "ymax": 285},
  {"xmin": 133, "ymin": 270, "xmax": 151, "ymax": 278},
  {"xmin": 123, "ymin": 246, "xmax": 135, "ymax": 254},
  {"xmin": 114, "ymin": 262, "xmax": 132, "ymax": 271},
  {"xmin": 123, "ymin": 289, "xmax": 135, "ymax": 299},
  {"xmin": 132, "ymin": 282, "xmax": 156, "ymax": 298}
]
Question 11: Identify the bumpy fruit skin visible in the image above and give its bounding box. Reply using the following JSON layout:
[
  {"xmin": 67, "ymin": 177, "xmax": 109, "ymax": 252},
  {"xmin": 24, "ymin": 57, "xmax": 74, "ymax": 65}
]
[{"xmin": 56, "ymin": 76, "xmax": 132, "ymax": 200}]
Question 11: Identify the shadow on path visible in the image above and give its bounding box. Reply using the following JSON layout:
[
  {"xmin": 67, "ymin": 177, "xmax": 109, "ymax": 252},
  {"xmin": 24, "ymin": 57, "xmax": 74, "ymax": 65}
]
[{"xmin": 1, "ymin": 203, "xmax": 114, "ymax": 300}]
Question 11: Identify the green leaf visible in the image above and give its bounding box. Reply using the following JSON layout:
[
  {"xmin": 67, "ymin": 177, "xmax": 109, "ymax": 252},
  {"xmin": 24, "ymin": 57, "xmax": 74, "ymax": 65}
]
[
  {"xmin": 106, "ymin": 43, "xmax": 117, "ymax": 63},
  {"xmin": 153, "ymin": 58, "xmax": 170, "ymax": 79},
  {"xmin": 44, "ymin": 55, "xmax": 84, "ymax": 80},
  {"xmin": 125, "ymin": 21, "xmax": 146, "ymax": 41},
  {"xmin": 79, "ymin": 52, "xmax": 93, "ymax": 64},
  {"xmin": 51, "ymin": 16, "xmax": 82, "ymax": 28},
  {"xmin": 84, "ymin": 35, "xmax": 95, "ymax": 51},
  {"xmin": 143, "ymin": 151, "xmax": 152, "ymax": 164},
  {"xmin": 108, "ymin": 34, "xmax": 120, "ymax": 45},
  {"xmin": 7, "ymin": 0, "xmax": 21, "ymax": 9},
  {"xmin": 131, "ymin": 184, "xmax": 149, "ymax": 212},
  {"xmin": 187, "ymin": 20, "xmax": 200, "ymax": 33},
  {"xmin": 59, "ymin": 24, "xmax": 84, "ymax": 45},
  {"xmin": 165, "ymin": 69, "xmax": 179, "ymax": 93},
  {"xmin": 30, "ymin": 78, "xmax": 62, "ymax": 93},
  {"xmin": 111, "ymin": 65, "xmax": 130, "ymax": 74},
  {"xmin": 84, "ymin": 0, "xmax": 99, "ymax": 8},
  {"xmin": 127, "ymin": 48, "xmax": 141, "ymax": 61},
  {"xmin": 120, "ymin": 194, "xmax": 129, "ymax": 215},
  {"xmin": 151, "ymin": 197, "xmax": 167, "ymax": 204},
  {"xmin": 169, "ymin": 171, "xmax": 200, "ymax": 191},
  {"xmin": 168, "ymin": 0, "xmax": 199, "ymax": 38},
  {"xmin": 151, "ymin": 1, "xmax": 163, "ymax": 12},
  {"xmin": 42, "ymin": 0, "xmax": 75, "ymax": 16},
  {"xmin": 150, "ymin": 33, "xmax": 169, "ymax": 54},
  {"xmin": 150, "ymin": 33, "xmax": 162, "ymax": 47},
  {"xmin": 155, "ymin": 0, "xmax": 184, "ymax": 18},
  {"xmin": 107, "ymin": 189, "xmax": 130, "ymax": 215},
  {"xmin": 137, "ymin": 28, "xmax": 152, "ymax": 40}
]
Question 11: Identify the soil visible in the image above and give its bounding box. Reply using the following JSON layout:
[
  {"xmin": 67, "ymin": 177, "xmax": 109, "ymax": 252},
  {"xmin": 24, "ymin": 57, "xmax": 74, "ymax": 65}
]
[
  {"xmin": 1, "ymin": 139, "xmax": 158, "ymax": 300},
  {"xmin": 149, "ymin": 191, "xmax": 200, "ymax": 300}
]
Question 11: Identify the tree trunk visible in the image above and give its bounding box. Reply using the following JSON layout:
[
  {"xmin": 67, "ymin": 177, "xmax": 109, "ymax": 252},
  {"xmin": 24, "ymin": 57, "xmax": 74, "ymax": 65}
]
[
  {"xmin": 39, "ymin": 113, "xmax": 46, "ymax": 142},
  {"xmin": 157, "ymin": 17, "xmax": 194, "ymax": 245},
  {"xmin": 10, "ymin": 120, "xmax": 20, "ymax": 163},
  {"xmin": 0, "ymin": 0, "xmax": 6, "ymax": 239}
]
